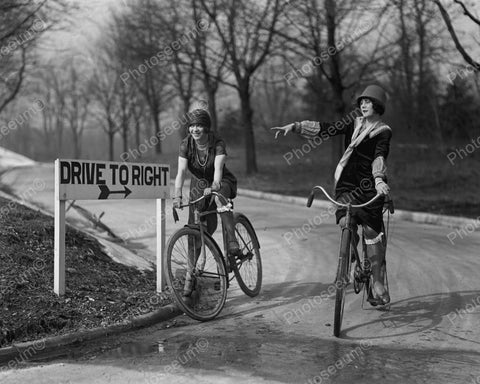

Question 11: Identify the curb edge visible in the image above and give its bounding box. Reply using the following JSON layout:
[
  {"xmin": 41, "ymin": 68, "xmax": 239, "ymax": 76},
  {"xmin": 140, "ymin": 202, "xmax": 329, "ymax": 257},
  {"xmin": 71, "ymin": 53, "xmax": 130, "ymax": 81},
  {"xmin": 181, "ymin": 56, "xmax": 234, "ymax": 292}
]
[
  {"xmin": 237, "ymin": 188, "xmax": 476, "ymax": 229},
  {"xmin": 0, "ymin": 304, "xmax": 181, "ymax": 365}
]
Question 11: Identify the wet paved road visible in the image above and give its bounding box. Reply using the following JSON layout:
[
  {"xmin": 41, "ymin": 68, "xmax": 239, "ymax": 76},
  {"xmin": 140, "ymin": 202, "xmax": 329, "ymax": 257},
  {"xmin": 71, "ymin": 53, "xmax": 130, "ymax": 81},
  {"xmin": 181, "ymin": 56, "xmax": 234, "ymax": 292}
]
[{"xmin": 1, "ymin": 164, "xmax": 480, "ymax": 383}]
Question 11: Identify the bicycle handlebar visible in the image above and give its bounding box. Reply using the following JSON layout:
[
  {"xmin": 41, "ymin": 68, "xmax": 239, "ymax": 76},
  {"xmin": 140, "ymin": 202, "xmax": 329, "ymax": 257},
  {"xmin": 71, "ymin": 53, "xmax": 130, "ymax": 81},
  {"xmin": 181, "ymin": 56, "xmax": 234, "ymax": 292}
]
[
  {"xmin": 307, "ymin": 185, "xmax": 383, "ymax": 209},
  {"xmin": 172, "ymin": 191, "xmax": 227, "ymax": 223}
]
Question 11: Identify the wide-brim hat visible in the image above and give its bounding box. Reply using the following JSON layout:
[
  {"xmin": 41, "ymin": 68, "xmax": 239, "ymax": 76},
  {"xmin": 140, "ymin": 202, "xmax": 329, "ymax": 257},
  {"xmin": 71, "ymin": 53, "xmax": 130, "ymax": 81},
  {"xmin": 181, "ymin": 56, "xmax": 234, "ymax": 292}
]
[{"xmin": 356, "ymin": 85, "xmax": 387, "ymax": 111}]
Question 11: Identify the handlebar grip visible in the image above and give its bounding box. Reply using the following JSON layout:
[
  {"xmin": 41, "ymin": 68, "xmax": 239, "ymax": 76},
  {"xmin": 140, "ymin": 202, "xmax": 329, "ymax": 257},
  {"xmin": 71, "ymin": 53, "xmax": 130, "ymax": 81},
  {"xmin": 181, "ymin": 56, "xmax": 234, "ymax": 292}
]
[
  {"xmin": 388, "ymin": 199, "xmax": 394, "ymax": 214},
  {"xmin": 173, "ymin": 207, "xmax": 179, "ymax": 223},
  {"xmin": 307, "ymin": 192, "xmax": 315, "ymax": 208}
]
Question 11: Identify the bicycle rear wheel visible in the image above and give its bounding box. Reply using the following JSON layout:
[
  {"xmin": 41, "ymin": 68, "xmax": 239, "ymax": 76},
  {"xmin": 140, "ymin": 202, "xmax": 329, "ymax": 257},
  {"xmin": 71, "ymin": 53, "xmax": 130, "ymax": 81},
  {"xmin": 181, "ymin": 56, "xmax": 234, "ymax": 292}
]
[
  {"xmin": 165, "ymin": 227, "xmax": 228, "ymax": 321},
  {"xmin": 231, "ymin": 213, "xmax": 262, "ymax": 297},
  {"xmin": 334, "ymin": 228, "xmax": 351, "ymax": 337}
]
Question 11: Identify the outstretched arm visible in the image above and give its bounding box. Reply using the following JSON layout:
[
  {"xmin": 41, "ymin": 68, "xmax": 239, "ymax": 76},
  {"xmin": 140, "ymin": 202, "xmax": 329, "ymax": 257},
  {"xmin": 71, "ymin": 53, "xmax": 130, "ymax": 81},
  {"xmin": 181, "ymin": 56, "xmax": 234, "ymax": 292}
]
[
  {"xmin": 272, "ymin": 118, "xmax": 352, "ymax": 140},
  {"xmin": 271, "ymin": 123, "xmax": 295, "ymax": 138}
]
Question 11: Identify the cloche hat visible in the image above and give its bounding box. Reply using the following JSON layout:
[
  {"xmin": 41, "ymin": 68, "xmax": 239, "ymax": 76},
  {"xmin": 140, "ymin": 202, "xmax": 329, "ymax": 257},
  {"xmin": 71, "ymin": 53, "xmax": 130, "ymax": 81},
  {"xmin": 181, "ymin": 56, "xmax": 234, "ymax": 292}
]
[{"xmin": 356, "ymin": 85, "xmax": 387, "ymax": 114}]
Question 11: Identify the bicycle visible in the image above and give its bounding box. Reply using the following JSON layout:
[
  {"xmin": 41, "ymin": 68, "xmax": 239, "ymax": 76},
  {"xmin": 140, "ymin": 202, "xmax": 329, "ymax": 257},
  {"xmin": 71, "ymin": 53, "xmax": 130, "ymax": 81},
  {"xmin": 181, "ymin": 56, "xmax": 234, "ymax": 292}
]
[
  {"xmin": 165, "ymin": 191, "xmax": 262, "ymax": 321},
  {"xmin": 307, "ymin": 186, "xmax": 394, "ymax": 337}
]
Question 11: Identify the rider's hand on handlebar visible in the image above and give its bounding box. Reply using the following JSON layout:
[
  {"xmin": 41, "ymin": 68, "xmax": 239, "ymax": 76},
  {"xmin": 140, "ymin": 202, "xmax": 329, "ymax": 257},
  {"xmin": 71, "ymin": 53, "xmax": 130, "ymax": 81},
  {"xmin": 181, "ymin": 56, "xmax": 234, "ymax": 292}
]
[
  {"xmin": 203, "ymin": 187, "xmax": 212, "ymax": 197},
  {"xmin": 271, "ymin": 123, "xmax": 294, "ymax": 139},
  {"xmin": 211, "ymin": 181, "xmax": 221, "ymax": 192},
  {"xmin": 173, "ymin": 196, "xmax": 182, "ymax": 209},
  {"xmin": 375, "ymin": 180, "xmax": 390, "ymax": 196}
]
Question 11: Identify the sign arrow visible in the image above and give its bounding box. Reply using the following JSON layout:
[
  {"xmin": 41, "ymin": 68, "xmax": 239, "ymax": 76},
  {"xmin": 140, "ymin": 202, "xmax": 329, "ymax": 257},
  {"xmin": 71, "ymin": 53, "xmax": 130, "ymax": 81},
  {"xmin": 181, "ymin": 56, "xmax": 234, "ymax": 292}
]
[{"xmin": 98, "ymin": 185, "xmax": 132, "ymax": 199}]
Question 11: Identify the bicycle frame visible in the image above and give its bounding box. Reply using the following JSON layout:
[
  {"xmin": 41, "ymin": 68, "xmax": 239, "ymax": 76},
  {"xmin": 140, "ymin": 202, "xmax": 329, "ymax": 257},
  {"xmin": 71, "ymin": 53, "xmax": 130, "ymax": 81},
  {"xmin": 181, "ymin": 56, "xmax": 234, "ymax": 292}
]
[
  {"xmin": 307, "ymin": 185, "xmax": 390, "ymax": 336},
  {"xmin": 171, "ymin": 191, "xmax": 262, "ymax": 299},
  {"xmin": 173, "ymin": 192, "xmax": 231, "ymax": 274}
]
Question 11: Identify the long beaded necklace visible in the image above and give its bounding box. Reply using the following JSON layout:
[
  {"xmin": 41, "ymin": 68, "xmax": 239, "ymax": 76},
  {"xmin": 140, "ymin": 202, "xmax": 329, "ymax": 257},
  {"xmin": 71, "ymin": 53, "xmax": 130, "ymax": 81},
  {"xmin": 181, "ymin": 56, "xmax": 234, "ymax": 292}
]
[{"xmin": 195, "ymin": 142, "xmax": 209, "ymax": 167}]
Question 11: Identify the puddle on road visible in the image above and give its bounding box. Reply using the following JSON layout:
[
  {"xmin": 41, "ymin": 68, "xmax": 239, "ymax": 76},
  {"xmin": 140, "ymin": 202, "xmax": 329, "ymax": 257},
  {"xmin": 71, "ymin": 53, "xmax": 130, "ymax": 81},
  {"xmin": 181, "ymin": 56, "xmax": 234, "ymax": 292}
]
[
  {"xmin": 102, "ymin": 342, "xmax": 163, "ymax": 358},
  {"xmin": 18, "ymin": 332, "xmax": 480, "ymax": 383},
  {"xmin": 76, "ymin": 334, "xmax": 480, "ymax": 384}
]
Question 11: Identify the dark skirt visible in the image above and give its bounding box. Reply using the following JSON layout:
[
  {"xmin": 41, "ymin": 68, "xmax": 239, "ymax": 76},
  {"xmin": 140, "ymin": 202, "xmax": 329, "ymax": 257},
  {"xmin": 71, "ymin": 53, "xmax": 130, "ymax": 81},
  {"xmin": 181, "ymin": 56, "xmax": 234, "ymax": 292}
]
[
  {"xmin": 188, "ymin": 176, "xmax": 236, "ymax": 235},
  {"xmin": 335, "ymin": 188, "xmax": 385, "ymax": 234}
]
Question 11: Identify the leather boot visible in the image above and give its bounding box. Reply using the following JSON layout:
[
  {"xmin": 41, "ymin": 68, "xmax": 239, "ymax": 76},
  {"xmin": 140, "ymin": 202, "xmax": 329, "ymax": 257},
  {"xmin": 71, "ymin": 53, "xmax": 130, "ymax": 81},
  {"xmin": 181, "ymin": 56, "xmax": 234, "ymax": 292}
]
[
  {"xmin": 220, "ymin": 211, "xmax": 241, "ymax": 260},
  {"xmin": 365, "ymin": 240, "xmax": 390, "ymax": 305},
  {"xmin": 183, "ymin": 234, "xmax": 201, "ymax": 297}
]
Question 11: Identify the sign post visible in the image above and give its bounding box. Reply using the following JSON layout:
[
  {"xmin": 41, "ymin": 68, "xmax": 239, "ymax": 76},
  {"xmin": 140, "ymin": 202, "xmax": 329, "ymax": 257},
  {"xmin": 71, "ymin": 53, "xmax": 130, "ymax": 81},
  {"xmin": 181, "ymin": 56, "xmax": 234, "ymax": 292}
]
[{"xmin": 54, "ymin": 159, "xmax": 170, "ymax": 296}]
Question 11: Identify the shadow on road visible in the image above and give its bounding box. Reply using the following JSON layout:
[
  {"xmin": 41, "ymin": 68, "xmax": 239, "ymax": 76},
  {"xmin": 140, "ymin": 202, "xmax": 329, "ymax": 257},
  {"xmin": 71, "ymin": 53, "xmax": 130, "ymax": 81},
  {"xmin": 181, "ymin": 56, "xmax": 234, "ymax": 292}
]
[{"xmin": 342, "ymin": 290, "xmax": 480, "ymax": 342}]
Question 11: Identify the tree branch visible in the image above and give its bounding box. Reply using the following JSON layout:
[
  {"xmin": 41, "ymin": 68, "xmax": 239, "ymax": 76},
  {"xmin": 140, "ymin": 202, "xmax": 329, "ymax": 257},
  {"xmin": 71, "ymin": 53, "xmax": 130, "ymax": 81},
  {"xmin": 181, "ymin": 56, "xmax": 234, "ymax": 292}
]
[
  {"xmin": 453, "ymin": 0, "xmax": 480, "ymax": 26},
  {"xmin": 434, "ymin": 0, "xmax": 480, "ymax": 69},
  {"xmin": 0, "ymin": 47, "xmax": 26, "ymax": 113}
]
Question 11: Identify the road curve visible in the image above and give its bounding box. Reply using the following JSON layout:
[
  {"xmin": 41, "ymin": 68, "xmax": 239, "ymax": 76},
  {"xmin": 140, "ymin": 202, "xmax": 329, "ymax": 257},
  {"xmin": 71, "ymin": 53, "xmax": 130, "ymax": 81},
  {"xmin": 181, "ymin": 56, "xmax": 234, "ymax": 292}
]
[{"xmin": 1, "ymin": 164, "xmax": 480, "ymax": 384}]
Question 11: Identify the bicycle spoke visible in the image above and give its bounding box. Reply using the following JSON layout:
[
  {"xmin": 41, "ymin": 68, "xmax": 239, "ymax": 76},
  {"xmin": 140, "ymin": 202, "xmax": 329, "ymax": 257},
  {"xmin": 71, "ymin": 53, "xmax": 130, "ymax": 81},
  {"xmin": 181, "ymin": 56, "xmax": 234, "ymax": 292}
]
[
  {"xmin": 165, "ymin": 228, "xmax": 228, "ymax": 321},
  {"xmin": 232, "ymin": 215, "xmax": 262, "ymax": 297}
]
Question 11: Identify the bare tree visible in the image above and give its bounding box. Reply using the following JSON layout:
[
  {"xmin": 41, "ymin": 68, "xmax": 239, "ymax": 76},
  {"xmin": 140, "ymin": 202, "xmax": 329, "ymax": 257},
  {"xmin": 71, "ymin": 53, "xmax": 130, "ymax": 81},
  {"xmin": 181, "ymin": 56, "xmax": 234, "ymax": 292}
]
[
  {"xmin": 90, "ymin": 58, "xmax": 122, "ymax": 161},
  {"xmin": 190, "ymin": 0, "xmax": 229, "ymax": 133},
  {"xmin": 385, "ymin": 0, "xmax": 450, "ymax": 142},
  {"xmin": 198, "ymin": 0, "xmax": 283, "ymax": 174},
  {"xmin": 0, "ymin": 1, "xmax": 70, "ymax": 114},
  {"xmin": 34, "ymin": 64, "xmax": 68, "ymax": 156},
  {"xmin": 63, "ymin": 64, "xmax": 91, "ymax": 158},
  {"xmin": 275, "ymin": 0, "xmax": 390, "ymax": 163},
  {"xmin": 110, "ymin": 0, "xmax": 177, "ymax": 155}
]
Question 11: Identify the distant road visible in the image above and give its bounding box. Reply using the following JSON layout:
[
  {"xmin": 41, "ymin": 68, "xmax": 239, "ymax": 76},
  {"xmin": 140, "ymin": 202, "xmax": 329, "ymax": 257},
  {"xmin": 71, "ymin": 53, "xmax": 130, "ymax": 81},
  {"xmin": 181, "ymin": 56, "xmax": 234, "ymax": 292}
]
[{"xmin": 1, "ymin": 163, "xmax": 480, "ymax": 383}]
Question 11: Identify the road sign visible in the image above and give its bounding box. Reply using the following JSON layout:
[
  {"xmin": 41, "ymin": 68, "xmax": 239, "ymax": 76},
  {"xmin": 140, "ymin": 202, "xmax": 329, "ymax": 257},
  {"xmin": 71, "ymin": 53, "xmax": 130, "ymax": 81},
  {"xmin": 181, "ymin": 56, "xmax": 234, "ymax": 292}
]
[
  {"xmin": 57, "ymin": 159, "xmax": 170, "ymax": 200},
  {"xmin": 54, "ymin": 159, "xmax": 170, "ymax": 296}
]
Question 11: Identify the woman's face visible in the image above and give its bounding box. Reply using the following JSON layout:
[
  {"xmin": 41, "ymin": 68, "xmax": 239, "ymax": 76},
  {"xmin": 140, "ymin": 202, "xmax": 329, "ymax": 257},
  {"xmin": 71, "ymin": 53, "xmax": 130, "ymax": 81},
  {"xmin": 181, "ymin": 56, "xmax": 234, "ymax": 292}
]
[
  {"xmin": 360, "ymin": 98, "xmax": 375, "ymax": 118},
  {"xmin": 189, "ymin": 124, "xmax": 207, "ymax": 142}
]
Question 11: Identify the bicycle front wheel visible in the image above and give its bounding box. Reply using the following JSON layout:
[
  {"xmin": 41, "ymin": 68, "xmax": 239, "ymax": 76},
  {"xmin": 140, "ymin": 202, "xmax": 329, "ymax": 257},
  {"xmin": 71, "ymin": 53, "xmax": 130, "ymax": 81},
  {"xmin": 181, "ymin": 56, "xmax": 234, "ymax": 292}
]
[
  {"xmin": 232, "ymin": 213, "xmax": 262, "ymax": 297},
  {"xmin": 334, "ymin": 228, "xmax": 351, "ymax": 337},
  {"xmin": 165, "ymin": 227, "xmax": 228, "ymax": 321}
]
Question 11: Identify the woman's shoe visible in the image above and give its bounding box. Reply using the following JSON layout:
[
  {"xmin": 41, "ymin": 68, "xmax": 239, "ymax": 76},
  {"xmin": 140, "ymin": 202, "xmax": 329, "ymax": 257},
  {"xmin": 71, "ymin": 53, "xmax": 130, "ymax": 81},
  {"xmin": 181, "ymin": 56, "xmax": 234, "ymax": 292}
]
[
  {"xmin": 373, "ymin": 281, "xmax": 390, "ymax": 305},
  {"xmin": 182, "ymin": 271, "xmax": 195, "ymax": 297}
]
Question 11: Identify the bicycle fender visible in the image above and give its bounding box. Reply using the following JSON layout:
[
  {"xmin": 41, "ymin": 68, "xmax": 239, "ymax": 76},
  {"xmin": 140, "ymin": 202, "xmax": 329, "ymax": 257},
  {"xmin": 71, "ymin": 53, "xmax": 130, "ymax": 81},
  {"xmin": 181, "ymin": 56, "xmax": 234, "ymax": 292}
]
[{"xmin": 234, "ymin": 212, "xmax": 261, "ymax": 249}]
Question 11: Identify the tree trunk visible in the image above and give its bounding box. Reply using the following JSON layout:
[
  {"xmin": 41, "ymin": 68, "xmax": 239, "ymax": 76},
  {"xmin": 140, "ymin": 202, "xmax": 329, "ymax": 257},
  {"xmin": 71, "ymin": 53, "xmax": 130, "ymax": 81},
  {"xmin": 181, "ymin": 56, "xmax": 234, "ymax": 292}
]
[
  {"xmin": 206, "ymin": 88, "xmax": 218, "ymax": 134},
  {"xmin": 152, "ymin": 107, "xmax": 162, "ymax": 154},
  {"xmin": 122, "ymin": 121, "xmax": 128, "ymax": 156},
  {"xmin": 325, "ymin": 0, "xmax": 346, "ymax": 172},
  {"xmin": 72, "ymin": 127, "xmax": 81, "ymax": 158},
  {"xmin": 238, "ymin": 81, "xmax": 257, "ymax": 174},
  {"xmin": 135, "ymin": 120, "xmax": 141, "ymax": 150},
  {"xmin": 56, "ymin": 119, "xmax": 63, "ymax": 157},
  {"xmin": 108, "ymin": 129, "xmax": 115, "ymax": 161}
]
